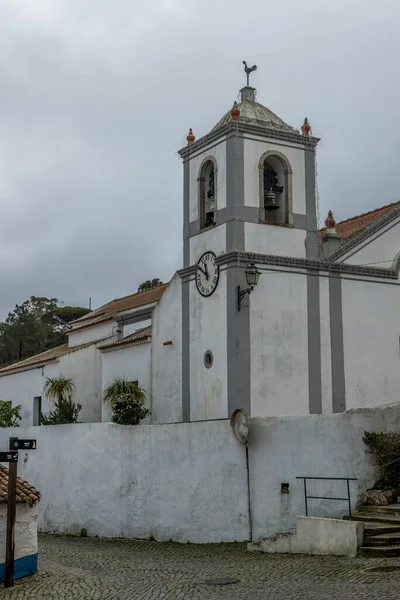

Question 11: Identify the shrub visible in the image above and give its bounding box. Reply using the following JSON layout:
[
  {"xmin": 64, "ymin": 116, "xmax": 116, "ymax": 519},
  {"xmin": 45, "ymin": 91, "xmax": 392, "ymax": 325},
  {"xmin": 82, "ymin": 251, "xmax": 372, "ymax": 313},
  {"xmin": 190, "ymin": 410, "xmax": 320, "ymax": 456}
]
[
  {"xmin": 0, "ymin": 401, "xmax": 21, "ymax": 427},
  {"xmin": 111, "ymin": 397, "xmax": 150, "ymax": 426},
  {"xmin": 41, "ymin": 397, "xmax": 82, "ymax": 425},
  {"xmin": 363, "ymin": 431, "xmax": 400, "ymax": 489}
]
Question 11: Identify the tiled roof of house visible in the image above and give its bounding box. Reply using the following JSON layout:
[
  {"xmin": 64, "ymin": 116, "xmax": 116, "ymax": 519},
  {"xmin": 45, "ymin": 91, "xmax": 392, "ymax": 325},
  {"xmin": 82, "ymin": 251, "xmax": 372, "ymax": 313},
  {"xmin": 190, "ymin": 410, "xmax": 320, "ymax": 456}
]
[
  {"xmin": 0, "ymin": 339, "xmax": 102, "ymax": 377},
  {"xmin": 69, "ymin": 284, "xmax": 168, "ymax": 334},
  {"xmin": 0, "ymin": 465, "xmax": 40, "ymax": 504},
  {"xmin": 98, "ymin": 326, "xmax": 152, "ymax": 351},
  {"xmin": 334, "ymin": 202, "xmax": 400, "ymax": 240}
]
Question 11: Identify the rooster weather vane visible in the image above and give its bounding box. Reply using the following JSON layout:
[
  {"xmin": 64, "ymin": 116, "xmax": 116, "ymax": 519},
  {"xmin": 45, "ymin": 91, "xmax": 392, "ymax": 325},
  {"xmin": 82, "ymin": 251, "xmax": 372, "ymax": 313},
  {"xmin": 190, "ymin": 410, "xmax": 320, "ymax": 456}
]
[{"xmin": 243, "ymin": 61, "xmax": 257, "ymax": 86}]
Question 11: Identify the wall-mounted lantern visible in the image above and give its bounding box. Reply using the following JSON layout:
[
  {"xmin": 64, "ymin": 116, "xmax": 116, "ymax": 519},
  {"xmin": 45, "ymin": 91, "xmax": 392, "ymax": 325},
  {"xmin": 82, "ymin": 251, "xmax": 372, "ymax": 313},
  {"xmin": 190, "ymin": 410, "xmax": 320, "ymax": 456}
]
[{"xmin": 237, "ymin": 263, "xmax": 261, "ymax": 311}]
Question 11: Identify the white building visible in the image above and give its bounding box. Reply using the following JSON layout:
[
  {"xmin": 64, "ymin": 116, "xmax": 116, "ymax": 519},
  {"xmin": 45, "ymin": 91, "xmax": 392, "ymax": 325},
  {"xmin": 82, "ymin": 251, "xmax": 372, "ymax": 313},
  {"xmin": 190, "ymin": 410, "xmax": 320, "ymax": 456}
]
[{"xmin": 1, "ymin": 82, "xmax": 400, "ymax": 426}]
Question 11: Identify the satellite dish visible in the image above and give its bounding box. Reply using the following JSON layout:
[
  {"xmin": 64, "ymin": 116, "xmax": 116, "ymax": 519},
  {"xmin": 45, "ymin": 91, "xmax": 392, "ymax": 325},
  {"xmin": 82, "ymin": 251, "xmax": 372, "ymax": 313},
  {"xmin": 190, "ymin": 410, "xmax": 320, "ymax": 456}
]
[{"xmin": 230, "ymin": 409, "xmax": 249, "ymax": 444}]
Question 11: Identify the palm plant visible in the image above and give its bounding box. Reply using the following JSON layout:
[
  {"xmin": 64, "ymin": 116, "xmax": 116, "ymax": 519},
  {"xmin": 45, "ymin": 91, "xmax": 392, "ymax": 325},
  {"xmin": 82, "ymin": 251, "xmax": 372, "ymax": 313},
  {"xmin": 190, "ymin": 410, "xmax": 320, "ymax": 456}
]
[
  {"xmin": 103, "ymin": 376, "xmax": 149, "ymax": 425},
  {"xmin": 42, "ymin": 375, "xmax": 81, "ymax": 425}
]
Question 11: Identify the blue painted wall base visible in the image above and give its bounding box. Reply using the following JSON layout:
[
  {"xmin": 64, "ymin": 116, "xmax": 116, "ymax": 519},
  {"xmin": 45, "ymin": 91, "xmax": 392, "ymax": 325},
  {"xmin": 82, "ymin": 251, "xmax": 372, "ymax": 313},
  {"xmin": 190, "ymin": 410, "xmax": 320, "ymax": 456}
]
[{"xmin": 0, "ymin": 553, "xmax": 38, "ymax": 582}]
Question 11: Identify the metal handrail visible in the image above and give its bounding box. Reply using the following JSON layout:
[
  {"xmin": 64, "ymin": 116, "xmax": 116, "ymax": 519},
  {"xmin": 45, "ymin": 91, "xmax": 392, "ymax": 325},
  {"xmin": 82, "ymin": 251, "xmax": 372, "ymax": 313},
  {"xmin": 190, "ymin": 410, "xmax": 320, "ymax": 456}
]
[
  {"xmin": 380, "ymin": 456, "xmax": 400, "ymax": 469},
  {"xmin": 296, "ymin": 476, "xmax": 357, "ymax": 520}
]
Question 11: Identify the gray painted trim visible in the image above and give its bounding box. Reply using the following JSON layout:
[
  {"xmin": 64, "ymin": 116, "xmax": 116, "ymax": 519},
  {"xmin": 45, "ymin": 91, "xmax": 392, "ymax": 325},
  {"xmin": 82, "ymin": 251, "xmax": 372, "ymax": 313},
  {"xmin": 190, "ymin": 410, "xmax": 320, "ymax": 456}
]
[
  {"xmin": 304, "ymin": 149, "xmax": 318, "ymax": 259},
  {"xmin": 185, "ymin": 208, "xmax": 310, "ymax": 241},
  {"xmin": 181, "ymin": 281, "xmax": 190, "ymax": 422},
  {"xmin": 116, "ymin": 307, "xmax": 153, "ymax": 326},
  {"xmin": 211, "ymin": 251, "xmax": 398, "ymax": 280},
  {"xmin": 183, "ymin": 239, "xmax": 190, "ymax": 270},
  {"xmin": 179, "ymin": 122, "xmax": 319, "ymax": 160},
  {"xmin": 307, "ymin": 272, "xmax": 322, "ymax": 413},
  {"xmin": 330, "ymin": 205, "xmax": 400, "ymax": 261},
  {"xmin": 329, "ymin": 275, "xmax": 346, "ymax": 412}
]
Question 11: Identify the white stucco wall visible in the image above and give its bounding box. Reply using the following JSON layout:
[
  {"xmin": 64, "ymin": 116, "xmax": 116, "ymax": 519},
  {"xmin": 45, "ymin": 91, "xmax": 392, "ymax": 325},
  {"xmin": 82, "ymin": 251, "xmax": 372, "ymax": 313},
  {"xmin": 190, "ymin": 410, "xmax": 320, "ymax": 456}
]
[
  {"xmin": 68, "ymin": 321, "xmax": 116, "ymax": 348},
  {"xmin": 342, "ymin": 277, "xmax": 400, "ymax": 409},
  {"xmin": 339, "ymin": 217, "xmax": 400, "ymax": 267},
  {"xmin": 244, "ymin": 222, "xmax": 307, "ymax": 258},
  {"xmin": 59, "ymin": 344, "xmax": 103, "ymax": 423},
  {"xmin": 123, "ymin": 319, "xmax": 151, "ymax": 337},
  {"xmin": 189, "ymin": 224, "xmax": 226, "ymax": 265},
  {"xmin": 1, "ymin": 402, "xmax": 398, "ymax": 543},
  {"xmin": 189, "ymin": 269, "xmax": 228, "ymax": 421},
  {"xmin": 188, "ymin": 140, "xmax": 227, "ymax": 222},
  {"xmin": 151, "ymin": 275, "xmax": 182, "ymax": 424},
  {"xmin": 0, "ymin": 363, "xmax": 58, "ymax": 426},
  {"xmin": 243, "ymin": 138, "xmax": 306, "ymax": 215},
  {"xmin": 0, "ymin": 504, "xmax": 38, "ymax": 562},
  {"xmin": 250, "ymin": 270, "xmax": 309, "ymax": 416}
]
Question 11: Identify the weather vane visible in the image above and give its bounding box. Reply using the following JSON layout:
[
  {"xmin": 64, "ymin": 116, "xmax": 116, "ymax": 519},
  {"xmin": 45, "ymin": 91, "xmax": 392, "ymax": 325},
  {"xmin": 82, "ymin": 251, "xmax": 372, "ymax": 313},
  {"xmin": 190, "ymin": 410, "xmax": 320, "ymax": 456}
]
[{"xmin": 243, "ymin": 61, "xmax": 257, "ymax": 86}]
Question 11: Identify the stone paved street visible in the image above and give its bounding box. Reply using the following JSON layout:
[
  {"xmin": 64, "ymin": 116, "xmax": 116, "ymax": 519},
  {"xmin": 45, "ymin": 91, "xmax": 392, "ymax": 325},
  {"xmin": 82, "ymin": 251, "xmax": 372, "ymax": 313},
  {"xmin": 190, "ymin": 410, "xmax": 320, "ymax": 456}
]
[{"xmin": 1, "ymin": 534, "xmax": 400, "ymax": 599}]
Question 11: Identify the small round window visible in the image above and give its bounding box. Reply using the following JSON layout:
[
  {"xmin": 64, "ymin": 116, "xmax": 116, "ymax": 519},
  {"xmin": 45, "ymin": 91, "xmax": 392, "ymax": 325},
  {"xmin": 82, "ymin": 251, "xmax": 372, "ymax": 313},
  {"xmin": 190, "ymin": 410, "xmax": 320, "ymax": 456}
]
[{"xmin": 204, "ymin": 350, "xmax": 213, "ymax": 369}]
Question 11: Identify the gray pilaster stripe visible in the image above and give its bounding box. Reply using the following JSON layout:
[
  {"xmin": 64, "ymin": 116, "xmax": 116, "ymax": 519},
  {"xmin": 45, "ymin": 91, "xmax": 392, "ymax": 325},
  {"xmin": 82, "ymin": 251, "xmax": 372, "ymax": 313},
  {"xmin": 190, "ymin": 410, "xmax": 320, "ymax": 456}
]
[
  {"xmin": 304, "ymin": 149, "xmax": 318, "ymax": 258},
  {"xmin": 225, "ymin": 132, "xmax": 250, "ymax": 417},
  {"xmin": 329, "ymin": 274, "xmax": 346, "ymax": 412},
  {"xmin": 183, "ymin": 239, "xmax": 190, "ymax": 270},
  {"xmin": 183, "ymin": 161, "xmax": 190, "ymax": 242},
  {"xmin": 307, "ymin": 272, "xmax": 322, "ymax": 414},
  {"xmin": 181, "ymin": 280, "xmax": 190, "ymax": 421}
]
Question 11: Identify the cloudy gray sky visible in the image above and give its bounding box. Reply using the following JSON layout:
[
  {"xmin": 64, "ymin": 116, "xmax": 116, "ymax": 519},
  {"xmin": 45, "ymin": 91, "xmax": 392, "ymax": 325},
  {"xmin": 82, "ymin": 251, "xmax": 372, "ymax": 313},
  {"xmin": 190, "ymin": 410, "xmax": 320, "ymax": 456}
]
[{"xmin": 1, "ymin": 0, "xmax": 399, "ymax": 319}]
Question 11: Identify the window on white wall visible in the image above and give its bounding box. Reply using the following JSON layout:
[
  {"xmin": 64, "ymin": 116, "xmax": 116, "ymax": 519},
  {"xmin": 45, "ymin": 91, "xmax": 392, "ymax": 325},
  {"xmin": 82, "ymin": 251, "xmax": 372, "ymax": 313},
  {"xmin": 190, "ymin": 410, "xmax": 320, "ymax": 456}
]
[{"xmin": 33, "ymin": 396, "xmax": 42, "ymax": 426}]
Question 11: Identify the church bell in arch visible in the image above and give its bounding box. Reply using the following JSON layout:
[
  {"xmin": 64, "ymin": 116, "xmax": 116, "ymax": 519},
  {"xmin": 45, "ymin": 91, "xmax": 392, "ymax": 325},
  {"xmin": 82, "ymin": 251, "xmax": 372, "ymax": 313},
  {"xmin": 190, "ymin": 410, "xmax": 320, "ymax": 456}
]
[{"xmin": 264, "ymin": 167, "xmax": 284, "ymax": 212}]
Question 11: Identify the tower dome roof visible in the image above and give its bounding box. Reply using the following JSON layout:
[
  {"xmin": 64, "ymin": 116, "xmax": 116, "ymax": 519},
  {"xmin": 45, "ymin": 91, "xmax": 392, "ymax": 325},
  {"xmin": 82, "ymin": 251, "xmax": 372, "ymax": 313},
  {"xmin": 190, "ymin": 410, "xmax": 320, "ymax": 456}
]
[{"xmin": 212, "ymin": 86, "xmax": 296, "ymax": 133}]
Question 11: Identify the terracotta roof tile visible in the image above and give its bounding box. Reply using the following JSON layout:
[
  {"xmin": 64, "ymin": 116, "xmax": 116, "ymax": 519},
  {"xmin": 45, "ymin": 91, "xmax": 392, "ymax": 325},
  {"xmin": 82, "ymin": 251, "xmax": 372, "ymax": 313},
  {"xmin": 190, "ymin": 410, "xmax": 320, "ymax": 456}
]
[
  {"xmin": 334, "ymin": 202, "xmax": 400, "ymax": 240},
  {"xmin": 0, "ymin": 465, "xmax": 40, "ymax": 504},
  {"xmin": 98, "ymin": 326, "xmax": 152, "ymax": 351},
  {"xmin": 69, "ymin": 284, "xmax": 168, "ymax": 333}
]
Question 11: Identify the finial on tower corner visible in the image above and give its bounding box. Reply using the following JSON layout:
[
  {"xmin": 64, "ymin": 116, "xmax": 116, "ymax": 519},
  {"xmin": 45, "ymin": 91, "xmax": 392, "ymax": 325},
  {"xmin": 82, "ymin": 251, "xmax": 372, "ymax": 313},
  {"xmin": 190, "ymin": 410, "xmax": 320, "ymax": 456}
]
[
  {"xmin": 243, "ymin": 60, "xmax": 257, "ymax": 86},
  {"xmin": 325, "ymin": 210, "xmax": 336, "ymax": 229},
  {"xmin": 301, "ymin": 117, "xmax": 311, "ymax": 136},
  {"xmin": 231, "ymin": 101, "xmax": 240, "ymax": 122},
  {"xmin": 186, "ymin": 128, "xmax": 195, "ymax": 145}
]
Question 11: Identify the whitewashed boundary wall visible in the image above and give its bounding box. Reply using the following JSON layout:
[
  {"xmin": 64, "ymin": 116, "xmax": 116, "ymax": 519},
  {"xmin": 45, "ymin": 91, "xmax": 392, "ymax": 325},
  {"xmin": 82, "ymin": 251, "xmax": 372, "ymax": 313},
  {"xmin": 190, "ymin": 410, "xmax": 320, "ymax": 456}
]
[{"xmin": 0, "ymin": 403, "xmax": 398, "ymax": 543}]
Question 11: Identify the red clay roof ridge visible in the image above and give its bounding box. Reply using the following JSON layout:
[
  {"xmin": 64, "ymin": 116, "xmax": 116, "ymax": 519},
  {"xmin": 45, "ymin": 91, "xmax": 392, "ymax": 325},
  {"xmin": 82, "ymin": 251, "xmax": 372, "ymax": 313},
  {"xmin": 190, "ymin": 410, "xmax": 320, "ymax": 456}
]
[{"xmin": 336, "ymin": 201, "xmax": 400, "ymax": 227}]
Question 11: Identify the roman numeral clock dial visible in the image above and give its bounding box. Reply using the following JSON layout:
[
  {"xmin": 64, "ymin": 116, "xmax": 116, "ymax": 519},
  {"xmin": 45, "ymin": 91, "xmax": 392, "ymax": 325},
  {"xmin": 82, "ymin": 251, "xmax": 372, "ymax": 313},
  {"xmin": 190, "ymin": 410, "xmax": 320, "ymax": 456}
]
[{"xmin": 195, "ymin": 251, "xmax": 220, "ymax": 297}]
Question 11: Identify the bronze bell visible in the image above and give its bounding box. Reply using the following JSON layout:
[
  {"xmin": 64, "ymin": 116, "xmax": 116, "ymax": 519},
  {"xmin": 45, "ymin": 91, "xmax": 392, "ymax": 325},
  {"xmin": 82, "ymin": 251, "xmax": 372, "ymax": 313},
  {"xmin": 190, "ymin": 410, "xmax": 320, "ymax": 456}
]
[{"xmin": 264, "ymin": 189, "xmax": 279, "ymax": 211}]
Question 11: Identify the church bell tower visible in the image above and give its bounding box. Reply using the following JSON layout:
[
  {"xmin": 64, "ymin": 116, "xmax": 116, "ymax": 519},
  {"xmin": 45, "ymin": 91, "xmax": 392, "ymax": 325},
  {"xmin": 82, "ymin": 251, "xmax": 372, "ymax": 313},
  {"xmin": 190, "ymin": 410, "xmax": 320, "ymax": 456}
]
[{"xmin": 178, "ymin": 65, "xmax": 319, "ymax": 423}]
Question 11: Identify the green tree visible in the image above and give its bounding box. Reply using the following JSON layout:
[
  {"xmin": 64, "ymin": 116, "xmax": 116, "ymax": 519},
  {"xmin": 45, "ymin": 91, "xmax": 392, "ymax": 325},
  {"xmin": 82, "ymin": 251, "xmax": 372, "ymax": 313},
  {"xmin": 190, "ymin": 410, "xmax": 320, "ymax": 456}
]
[
  {"xmin": 103, "ymin": 376, "xmax": 149, "ymax": 425},
  {"xmin": 41, "ymin": 375, "xmax": 81, "ymax": 425},
  {"xmin": 0, "ymin": 297, "xmax": 91, "ymax": 366},
  {"xmin": 0, "ymin": 401, "xmax": 21, "ymax": 427},
  {"xmin": 137, "ymin": 278, "xmax": 163, "ymax": 293}
]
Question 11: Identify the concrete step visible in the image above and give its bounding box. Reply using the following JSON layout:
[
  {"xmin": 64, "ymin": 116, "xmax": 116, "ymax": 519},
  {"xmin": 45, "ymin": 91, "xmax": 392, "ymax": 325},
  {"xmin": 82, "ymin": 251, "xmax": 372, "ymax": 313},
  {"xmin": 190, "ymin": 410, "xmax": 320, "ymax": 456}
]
[
  {"xmin": 359, "ymin": 544, "xmax": 400, "ymax": 558},
  {"xmin": 365, "ymin": 532, "xmax": 400, "ymax": 546},
  {"xmin": 364, "ymin": 522, "xmax": 400, "ymax": 536},
  {"xmin": 358, "ymin": 504, "xmax": 400, "ymax": 516},
  {"xmin": 344, "ymin": 513, "xmax": 400, "ymax": 525}
]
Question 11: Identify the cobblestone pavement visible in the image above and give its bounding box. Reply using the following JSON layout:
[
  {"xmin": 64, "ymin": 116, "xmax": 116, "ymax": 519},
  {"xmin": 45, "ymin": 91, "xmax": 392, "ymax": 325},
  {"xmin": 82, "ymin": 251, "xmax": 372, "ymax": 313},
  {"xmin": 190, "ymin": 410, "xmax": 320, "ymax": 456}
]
[{"xmin": 1, "ymin": 534, "xmax": 400, "ymax": 599}]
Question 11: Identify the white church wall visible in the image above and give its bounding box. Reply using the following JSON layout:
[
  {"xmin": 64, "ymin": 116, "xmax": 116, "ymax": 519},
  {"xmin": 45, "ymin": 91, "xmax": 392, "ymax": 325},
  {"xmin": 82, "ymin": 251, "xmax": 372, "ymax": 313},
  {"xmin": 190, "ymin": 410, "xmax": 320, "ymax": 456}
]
[
  {"xmin": 3, "ymin": 402, "xmax": 398, "ymax": 543},
  {"xmin": 244, "ymin": 222, "xmax": 307, "ymax": 258},
  {"xmin": 59, "ymin": 344, "xmax": 103, "ymax": 423},
  {"xmin": 250, "ymin": 270, "xmax": 309, "ymax": 416},
  {"xmin": 101, "ymin": 342, "xmax": 152, "ymax": 421},
  {"xmin": 0, "ymin": 362, "xmax": 58, "ymax": 427},
  {"xmin": 243, "ymin": 138, "xmax": 306, "ymax": 215},
  {"xmin": 339, "ymin": 217, "xmax": 400, "ymax": 267},
  {"xmin": 151, "ymin": 275, "xmax": 182, "ymax": 424},
  {"xmin": 189, "ymin": 224, "xmax": 226, "ymax": 265},
  {"xmin": 188, "ymin": 141, "xmax": 227, "ymax": 222},
  {"xmin": 68, "ymin": 321, "xmax": 116, "ymax": 348},
  {"xmin": 189, "ymin": 270, "xmax": 228, "ymax": 421},
  {"xmin": 342, "ymin": 277, "xmax": 400, "ymax": 410},
  {"xmin": 319, "ymin": 275, "xmax": 333, "ymax": 414}
]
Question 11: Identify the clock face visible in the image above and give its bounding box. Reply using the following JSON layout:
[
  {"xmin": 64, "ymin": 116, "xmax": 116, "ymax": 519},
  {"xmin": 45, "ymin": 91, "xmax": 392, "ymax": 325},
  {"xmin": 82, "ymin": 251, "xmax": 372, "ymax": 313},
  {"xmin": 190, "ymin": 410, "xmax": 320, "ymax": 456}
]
[{"xmin": 196, "ymin": 251, "xmax": 220, "ymax": 297}]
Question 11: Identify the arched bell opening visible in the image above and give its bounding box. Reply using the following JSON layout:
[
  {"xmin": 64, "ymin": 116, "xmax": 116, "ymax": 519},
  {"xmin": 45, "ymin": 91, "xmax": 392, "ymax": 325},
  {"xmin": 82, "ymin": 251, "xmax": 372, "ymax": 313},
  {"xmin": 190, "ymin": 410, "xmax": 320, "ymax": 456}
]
[
  {"xmin": 258, "ymin": 151, "xmax": 293, "ymax": 225},
  {"xmin": 198, "ymin": 157, "xmax": 218, "ymax": 230}
]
